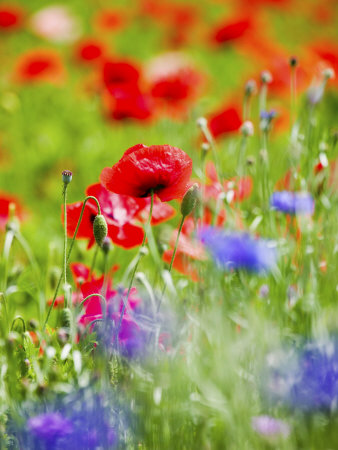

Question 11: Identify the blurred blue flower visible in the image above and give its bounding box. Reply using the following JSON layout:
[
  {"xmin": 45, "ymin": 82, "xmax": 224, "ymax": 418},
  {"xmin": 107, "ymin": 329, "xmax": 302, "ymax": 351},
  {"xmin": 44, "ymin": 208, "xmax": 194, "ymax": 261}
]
[
  {"xmin": 198, "ymin": 227, "xmax": 277, "ymax": 273},
  {"xmin": 27, "ymin": 412, "xmax": 73, "ymax": 444},
  {"xmin": 270, "ymin": 191, "xmax": 314, "ymax": 215},
  {"xmin": 265, "ymin": 339, "xmax": 338, "ymax": 412}
]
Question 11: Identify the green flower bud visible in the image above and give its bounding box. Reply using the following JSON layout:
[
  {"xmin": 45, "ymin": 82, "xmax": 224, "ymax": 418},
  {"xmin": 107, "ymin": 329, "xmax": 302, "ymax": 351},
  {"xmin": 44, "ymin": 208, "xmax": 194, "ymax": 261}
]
[
  {"xmin": 62, "ymin": 170, "xmax": 72, "ymax": 185},
  {"xmin": 93, "ymin": 214, "xmax": 108, "ymax": 247},
  {"xmin": 181, "ymin": 184, "xmax": 200, "ymax": 218}
]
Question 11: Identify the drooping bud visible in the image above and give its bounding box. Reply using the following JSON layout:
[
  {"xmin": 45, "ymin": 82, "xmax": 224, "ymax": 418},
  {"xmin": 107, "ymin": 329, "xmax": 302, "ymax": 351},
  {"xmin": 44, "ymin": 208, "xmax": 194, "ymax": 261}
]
[
  {"xmin": 5, "ymin": 202, "xmax": 20, "ymax": 233},
  {"xmin": 62, "ymin": 170, "xmax": 72, "ymax": 185},
  {"xmin": 181, "ymin": 184, "xmax": 200, "ymax": 218},
  {"xmin": 240, "ymin": 121, "xmax": 254, "ymax": 137},
  {"xmin": 260, "ymin": 70, "xmax": 273, "ymax": 84},
  {"xmin": 93, "ymin": 214, "xmax": 108, "ymax": 247}
]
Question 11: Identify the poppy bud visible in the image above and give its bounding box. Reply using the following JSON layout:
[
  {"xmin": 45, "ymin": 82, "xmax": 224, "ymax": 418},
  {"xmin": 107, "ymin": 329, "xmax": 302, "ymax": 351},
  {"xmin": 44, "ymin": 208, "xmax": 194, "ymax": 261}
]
[
  {"xmin": 181, "ymin": 184, "xmax": 200, "ymax": 218},
  {"xmin": 62, "ymin": 170, "xmax": 72, "ymax": 185},
  {"xmin": 93, "ymin": 214, "xmax": 108, "ymax": 247},
  {"xmin": 60, "ymin": 307, "xmax": 72, "ymax": 329}
]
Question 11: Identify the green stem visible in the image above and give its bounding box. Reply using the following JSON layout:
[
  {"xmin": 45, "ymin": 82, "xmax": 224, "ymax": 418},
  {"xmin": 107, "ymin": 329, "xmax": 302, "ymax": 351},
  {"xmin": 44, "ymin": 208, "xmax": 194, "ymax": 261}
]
[
  {"xmin": 157, "ymin": 215, "xmax": 185, "ymax": 314},
  {"xmin": 63, "ymin": 184, "xmax": 69, "ymax": 305},
  {"xmin": 43, "ymin": 195, "xmax": 101, "ymax": 331},
  {"xmin": 238, "ymin": 136, "xmax": 248, "ymax": 178},
  {"xmin": 90, "ymin": 245, "xmax": 99, "ymax": 280},
  {"xmin": 114, "ymin": 191, "xmax": 154, "ymax": 345},
  {"xmin": 259, "ymin": 83, "xmax": 267, "ymax": 114},
  {"xmin": 78, "ymin": 293, "xmax": 107, "ymax": 318}
]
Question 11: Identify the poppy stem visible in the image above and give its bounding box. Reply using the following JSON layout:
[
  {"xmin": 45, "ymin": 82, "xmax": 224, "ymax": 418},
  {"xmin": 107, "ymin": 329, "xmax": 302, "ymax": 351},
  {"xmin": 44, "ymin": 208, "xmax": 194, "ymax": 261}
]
[
  {"xmin": 78, "ymin": 293, "xmax": 107, "ymax": 319},
  {"xmin": 90, "ymin": 245, "xmax": 99, "ymax": 281},
  {"xmin": 43, "ymin": 195, "xmax": 102, "ymax": 331},
  {"xmin": 114, "ymin": 191, "xmax": 154, "ymax": 347},
  {"xmin": 157, "ymin": 215, "xmax": 185, "ymax": 314},
  {"xmin": 63, "ymin": 182, "xmax": 69, "ymax": 306}
]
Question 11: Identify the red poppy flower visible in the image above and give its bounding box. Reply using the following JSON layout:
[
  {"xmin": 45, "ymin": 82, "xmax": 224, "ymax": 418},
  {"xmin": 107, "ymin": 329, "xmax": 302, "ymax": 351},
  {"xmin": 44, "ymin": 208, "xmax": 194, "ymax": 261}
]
[
  {"xmin": 0, "ymin": 192, "xmax": 24, "ymax": 230},
  {"xmin": 211, "ymin": 16, "xmax": 252, "ymax": 45},
  {"xmin": 13, "ymin": 49, "xmax": 65, "ymax": 84},
  {"xmin": 94, "ymin": 9, "xmax": 125, "ymax": 32},
  {"xmin": 309, "ymin": 42, "xmax": 338, "ymax": 86},
  {"xmin": 64, "ymin": 183, "xmax": 146, "ymax": 249},
  {"xmin": 0, "ymin": 4, "xmax": 24, "ymax": 31},
  {"xmin": 103, "ymin": 85, "xmax": 152, "ymax": 121},
  {"xmin": 102, "ymin": 60, "xmax": 140, "ymax": 91},
  {"xmin": 74, "ymin": 39, "xmax": 105, "ymax": 64},
  {"xmin": 208, "ymin": 104, "xmax": 242, "ymax": 139},
  {"xmin": 100, "ymin": 144, "xmax": 193, "ymax": 201}
]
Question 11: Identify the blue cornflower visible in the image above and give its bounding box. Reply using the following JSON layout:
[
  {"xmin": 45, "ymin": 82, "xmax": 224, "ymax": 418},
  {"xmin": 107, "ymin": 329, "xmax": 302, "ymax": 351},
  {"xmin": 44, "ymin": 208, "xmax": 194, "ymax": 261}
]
[
  {"xmin": 27, "ymin": 412, "xmax": 73, "ymax": 444},
  {"xmin": 290, "ymin": 342, "xmax": 338, "ymax": 411},
  {"xmin": 265, "ymin": 339, "xmax": 338, "ymax": 412},
  {"xmin": 270, "ymin": 191, "xmax": 314, "ymax": 215},
  {"xmin": 198, "ymin": 227, "xmax": 277, "ymax": 273}
]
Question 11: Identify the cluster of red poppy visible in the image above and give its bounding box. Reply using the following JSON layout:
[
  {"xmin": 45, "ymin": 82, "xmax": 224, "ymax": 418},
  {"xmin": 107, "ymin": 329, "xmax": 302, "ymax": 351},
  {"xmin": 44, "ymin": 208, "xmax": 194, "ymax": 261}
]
[{"xmin": 2, "ymin": 0, "xmax": 336, "ymax": 132}]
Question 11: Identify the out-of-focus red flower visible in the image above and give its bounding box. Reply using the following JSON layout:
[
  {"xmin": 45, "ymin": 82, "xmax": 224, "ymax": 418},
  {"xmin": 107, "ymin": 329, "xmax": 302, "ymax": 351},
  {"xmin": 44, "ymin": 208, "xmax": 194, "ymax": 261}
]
[
  {"xmin": 205, "ymin": 161, "xmax": 253, "ymax": 203},
  {"xmin": 13, "ymin": 49, "xmax": 65, "ymax": 84},
  {"xmin": 162, "ymin": 217, "xmax": 206, "ymax": 281},
  {"xmin": 211, "ymin": 16, "xmax": 252, "ymax": 45},
  {"xmin": 139, "ymin": 0, "xmax": 200, "ymax": 48},
  {"xmin": 94, "ymin": 9, "xmax": 125, "ymax": 32},
  {"xmin": 207, "ymin": 104, "xmax": 242, "ymax": 139},
  {"xmin": 309, "ymin": 42, "xmax": 338, "ymax": 86},
  {"xmin": 102, "ymin": 60, "xmax": 140, "ymax": 92},
  {"xmin": 0, "ymin": 192, "xmax": 24, "ymax": 230},
  {"xmin": 103, "ymin": 85, "xmax": 152, "ymax": 121},
  {"xmin": 74, "ymin": 39, "xmax": 106, "ymax": 64},
  {"xmin": 146, "ymin": 53, "xmax": 203, "ymax": 116},
  {"xmin": 101, "ymin": 144, "xmax": 193, "ymax": 201},
  {"xmin": 0, "ymin": 4, "xmax": 24, "ymax": 31}
]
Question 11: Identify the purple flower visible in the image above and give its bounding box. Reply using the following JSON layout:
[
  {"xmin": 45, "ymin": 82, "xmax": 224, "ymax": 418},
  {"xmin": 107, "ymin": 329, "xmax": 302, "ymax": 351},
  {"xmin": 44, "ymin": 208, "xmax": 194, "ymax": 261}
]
[
  {"xmin": 198, "ymin": 227, "xmax": 277, "ymax": 273},
  {"xmin": 270, "ymin": 191, "xmax": 314, "ymax": 215},
  {"xmin": 27, "ymin": 412, "xmax": 73, "ymax": 443},
  {"xmin": 252, "ymin": 415, "xmax": 290, "ymax": 438}
]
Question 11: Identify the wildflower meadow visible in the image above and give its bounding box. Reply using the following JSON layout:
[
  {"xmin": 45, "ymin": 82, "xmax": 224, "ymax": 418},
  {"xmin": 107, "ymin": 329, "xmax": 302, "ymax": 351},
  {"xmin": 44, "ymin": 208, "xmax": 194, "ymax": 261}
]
[{"xmin": 0, "ymin": 0, "xmax": 338, "ymax": 448}]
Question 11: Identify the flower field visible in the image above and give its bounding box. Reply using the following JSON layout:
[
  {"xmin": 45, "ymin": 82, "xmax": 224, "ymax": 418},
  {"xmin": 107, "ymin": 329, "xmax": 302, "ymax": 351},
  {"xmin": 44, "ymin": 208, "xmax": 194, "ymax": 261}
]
[{"xmin": 0, "ymin": 0, "xmax": 338, "ymax": 448}]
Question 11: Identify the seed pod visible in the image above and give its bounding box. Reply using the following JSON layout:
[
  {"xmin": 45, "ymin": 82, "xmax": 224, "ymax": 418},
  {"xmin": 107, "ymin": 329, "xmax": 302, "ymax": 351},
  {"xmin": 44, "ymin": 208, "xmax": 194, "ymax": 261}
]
[
  {"xmin": 93, "ymin": 214, "xmax": 108, "ymax": 247},
  {"xmin": 181, "ymin": 184, "xmax": 200, "ymax": 218},
  {"xmin": 62, "ymin": 170, "xmax": 72, "ymax": 184}
]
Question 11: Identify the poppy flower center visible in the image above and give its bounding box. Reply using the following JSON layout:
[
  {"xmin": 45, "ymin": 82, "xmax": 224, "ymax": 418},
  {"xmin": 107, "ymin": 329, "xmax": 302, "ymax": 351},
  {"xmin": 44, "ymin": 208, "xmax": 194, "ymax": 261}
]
[{"xmin": 140, "ymin": 184, "xmax": 166, "ymax": 198}]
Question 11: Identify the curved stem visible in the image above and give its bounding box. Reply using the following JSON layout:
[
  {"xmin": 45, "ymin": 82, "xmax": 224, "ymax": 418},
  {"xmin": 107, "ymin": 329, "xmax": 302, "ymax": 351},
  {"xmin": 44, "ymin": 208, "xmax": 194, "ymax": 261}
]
[
  {"xmin": 43, "ymin": 195, "xmax": 101, "ymax": 331},
  {"xmin": 78, "ymin": 293, "xmax": 107, "ymax": 318},
  {"xmin": 157, "ymin": 215, "xmax": 185, "ymax": 314},
  {"xmin": 114, "ymin": 191, "xmax": 154, "ymax": 345},
  {"xmin": 11, "ymin": 316, "xmax": 26, "ymax": 333}
]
